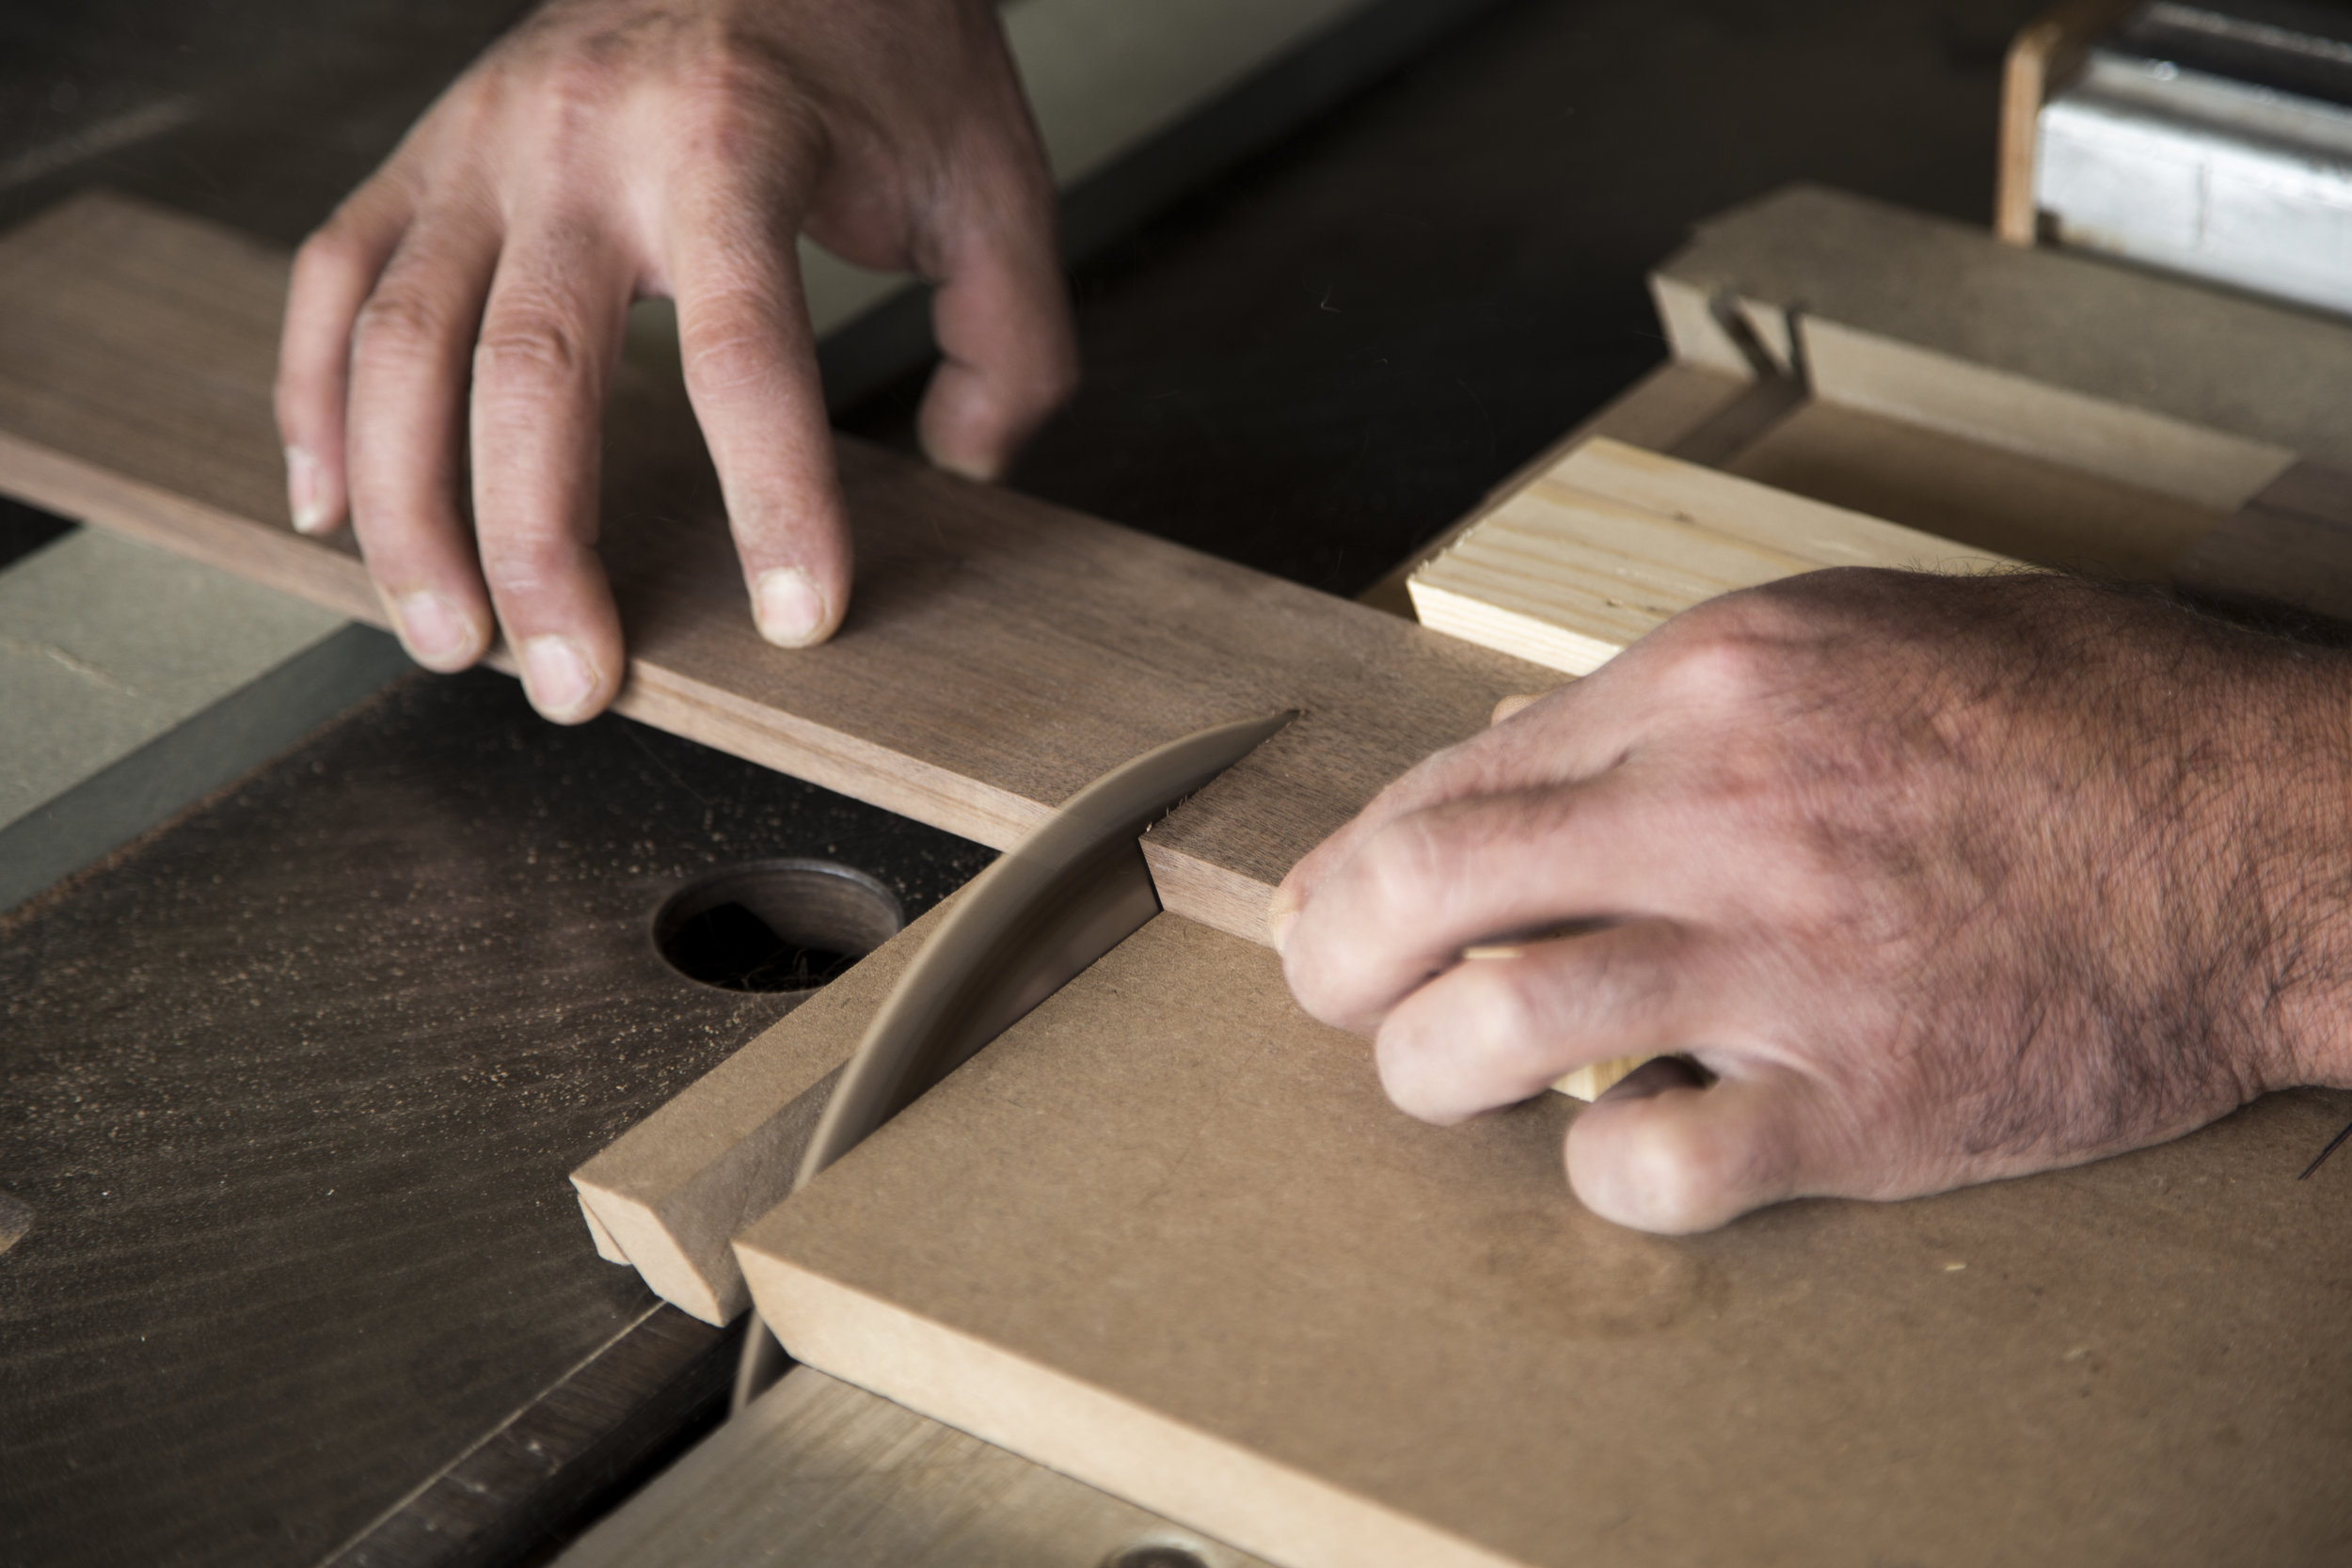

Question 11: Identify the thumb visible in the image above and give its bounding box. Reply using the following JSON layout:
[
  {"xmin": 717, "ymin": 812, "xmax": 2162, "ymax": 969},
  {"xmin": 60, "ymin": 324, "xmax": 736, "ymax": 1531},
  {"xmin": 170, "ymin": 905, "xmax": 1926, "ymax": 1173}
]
[{"xmin": 1565, "ymin": 1065, "xmax": 1820, "ymax": 1233}]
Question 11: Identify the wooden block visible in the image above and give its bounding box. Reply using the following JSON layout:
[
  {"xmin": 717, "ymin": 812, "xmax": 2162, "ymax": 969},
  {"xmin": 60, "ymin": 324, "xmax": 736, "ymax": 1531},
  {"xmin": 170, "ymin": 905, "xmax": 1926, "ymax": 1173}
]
[
  {"xmin": 1795, "ymin": 315, "xmax": 2291, "ymax": 515},
  {"xmin": 0, "ymin": 192, "xmax": 1553, "ymax": 948},
  {"xmin": 1650, "ymin": 183, "xmax": 2332, "ymax": 488},
  {"xmin": 1725, "ymin": 395, "xmax": 2226, "ymax": 584},
  {"xmin": 1407, "ymin": 438, "xmax": 2014, "ymax": 676},
  {"xmin": 738, "ymin": 913, "xmax": 2352, "ymax": 1568},
  {"xmin": 570, "ymin": 893, "xmax": 963, "ymax": 1325},
  {"xmin": 2173, "ymin": 462, "xmax": 2352, "ymax": 630}
]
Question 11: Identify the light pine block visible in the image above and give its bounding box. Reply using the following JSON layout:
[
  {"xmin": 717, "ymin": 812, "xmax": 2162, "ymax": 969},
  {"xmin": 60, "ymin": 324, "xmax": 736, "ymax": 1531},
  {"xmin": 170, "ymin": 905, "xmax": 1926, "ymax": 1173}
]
[{"xmin": 1409, "ymin": 437, "xmax": 2016, "ymax": 676}]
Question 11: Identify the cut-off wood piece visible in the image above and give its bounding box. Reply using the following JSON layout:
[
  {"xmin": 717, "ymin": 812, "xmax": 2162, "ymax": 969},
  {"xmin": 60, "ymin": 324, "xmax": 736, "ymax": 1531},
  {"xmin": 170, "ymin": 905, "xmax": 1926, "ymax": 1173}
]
[
  {"xmin": 0, "ymin": 192, "xmax": 1549, "ymax": 950},
  {"xmin": 2173, "ymin": 462, "xmax": 2352, "ymax": 630},
  {"xmin": 1650, "ymin": 183, "xmax": 2344, "ymax": 482},
  {"xmin": 1997, "ymin": 1, "xmax": 2139, "ymax": 245},
  {"xmin": 572, "ymin": 894, "xmax": 962, "ymax": 1324},
  {"xmin": 1407, "ymin": 438, "xmax": 2013, "ymax": 676},
  {"xmin": 739, "ymin": 913, "xmax": 2352, "ymax": 1568}
]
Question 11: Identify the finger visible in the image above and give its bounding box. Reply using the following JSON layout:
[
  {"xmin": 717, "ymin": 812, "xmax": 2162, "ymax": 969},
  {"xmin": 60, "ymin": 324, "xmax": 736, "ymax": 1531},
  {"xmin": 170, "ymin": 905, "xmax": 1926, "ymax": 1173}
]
[
  {"xmin": 276, "ymin": 180, "xmax": 413, "ymax": 536},
  {"xmin": 469, "ymin": 221, "xmax": 633, "ymax": 722},
  {"xmin": 1373, "ymin": 921, "xmax": 1707, "ymax": 1126},
  {"xmin": 915, "ymin": 147, "xmax": 1077, "ymax": 480},
  {"xmin": 344, "ymin": 213, "xmax": 501, "ymax": 673},
  {"xmin": 1273, "ymin": 599, "xmax": 1784, "ymax": 943},
  {"xmin": 667, "ymin": 182, "xmax": 850, "ymax": 650},
  {"xmin": 1282, "ymin": 779, "xmax": 1677, "ymax": 1035},
  {"xmin": 1274, "ymin": 679, "xmax": 1618, "ymax": 948},
  {"xmin": 1566, "ymin": 1070, "xmax": 1823, "ymax": 1234}
]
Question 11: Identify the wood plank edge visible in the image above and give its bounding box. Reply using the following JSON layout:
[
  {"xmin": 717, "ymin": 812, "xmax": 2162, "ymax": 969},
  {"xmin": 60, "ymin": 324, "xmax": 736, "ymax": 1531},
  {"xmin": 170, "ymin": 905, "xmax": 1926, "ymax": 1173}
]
[
  {"xmin": 736, "ymin": 1250, "xmax": 1519, "ymax": 1568},
  {"xmin": 0, "ymin": 428, "xmax": 383, "ymax": 624},
  {"xmin": 0, "ymin": 425, "xmax": 1054, "ymax": 853},
  {"xmin": 572, "ymin": 1179, "xmax": 740, "ymax": 1327},
  {"xmin": 613, "ymin": 664, "xmax": 1046, "ymax": 852},
  {"xmin": 1142, "ymin": 839, "xmax": 1280, "ymax": 947}
]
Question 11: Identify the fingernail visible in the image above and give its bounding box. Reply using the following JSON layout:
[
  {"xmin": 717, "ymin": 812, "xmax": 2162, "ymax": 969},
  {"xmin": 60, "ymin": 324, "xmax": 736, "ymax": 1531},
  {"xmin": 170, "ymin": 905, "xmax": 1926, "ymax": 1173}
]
[
  {"xmin": 1462, "ymin": 944, "xmax": 1523, "ymax": 962},
  {"xmin": 1267, "ymin": 890, "xmax": 1300, "ymax": 954},
  {"xmin": 755, "ymin": 567, "xmax": 829, "ymax": 647},
  {"xmin": 521, "ymin": 635, "xmax": 599, "ymax": 721},
  {"xmin": 394, "ymin": 592, "xmax": 479, "ymax": 670},
  {"xmin": 286, "ymin": 446, "xmax": 329, "ymax": 533}
]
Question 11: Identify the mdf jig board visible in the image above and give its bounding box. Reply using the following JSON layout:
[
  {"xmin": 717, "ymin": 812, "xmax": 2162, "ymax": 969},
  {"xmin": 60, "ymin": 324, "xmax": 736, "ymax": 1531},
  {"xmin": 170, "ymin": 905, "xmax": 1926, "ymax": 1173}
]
[
  {"xmin": 738, "ymin": 912, "xmax": 2352, "ymax": 1568},
  {"xmin": 1647, "ymin": 183, "xmax": 2331, "ymax": 499},
  {"xmin": 0, "ymin": 190, "xmax": 1551, "ymax": 949}
]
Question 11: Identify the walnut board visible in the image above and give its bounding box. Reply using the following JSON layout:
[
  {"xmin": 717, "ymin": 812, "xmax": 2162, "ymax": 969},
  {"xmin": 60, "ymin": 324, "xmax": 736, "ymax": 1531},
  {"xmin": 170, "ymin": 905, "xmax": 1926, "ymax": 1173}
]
[
  {"xmin": 0, "ymin": 191, "xmax": 1552, "ymax": 948},
  {"xmin": 739, "ymin": 913, "xmax": 2352, "ymax": 1568}
]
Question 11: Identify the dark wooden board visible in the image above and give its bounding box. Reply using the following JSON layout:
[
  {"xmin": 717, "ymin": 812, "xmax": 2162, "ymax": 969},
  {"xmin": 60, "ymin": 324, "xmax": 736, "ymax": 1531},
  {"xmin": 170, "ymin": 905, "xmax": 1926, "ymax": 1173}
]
[
  {"xmin": 0, "ymin": 191, "xmax": 1553, "ymax": 946},
  {"xmin": 0, "ymin": 670, "xmax": 989, "ymax": 1568}
]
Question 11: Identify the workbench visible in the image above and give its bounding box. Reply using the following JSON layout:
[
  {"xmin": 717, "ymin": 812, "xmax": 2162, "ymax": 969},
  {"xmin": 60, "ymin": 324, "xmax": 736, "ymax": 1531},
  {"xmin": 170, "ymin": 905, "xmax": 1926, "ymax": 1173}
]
[{"xmin": 14, "ymin": 3, "xmax": 2328, "ymax": 1565}]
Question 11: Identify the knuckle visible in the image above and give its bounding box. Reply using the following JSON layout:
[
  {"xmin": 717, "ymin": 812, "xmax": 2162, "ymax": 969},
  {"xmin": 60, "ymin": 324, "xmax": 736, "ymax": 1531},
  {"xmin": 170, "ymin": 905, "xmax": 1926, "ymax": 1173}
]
[
  {"xmin": 678, "ymin": 309, "xmax": 789, "ymax": 398},
  {"xmin": 292, "ymin": 224, "xmax": 372, "ymax": 293},
  {"xmin": 474, "ymin": 308, "xmax": 593, "ymax": 388},
  {"xmin": 1359, "ymin": 814, "xmax": 1457, "ymax": 926},
  {"xmin": 1453, "ymin": 965, "xmax": 1548, "ymax": 1070},
  {"xmin": 1654, "ymin": 609, "xmax": 1788, "ymax": 711},
  {"xmin": 476, "ymin": 528, "xmax": 583, "ymax": 595},
  {"xmin": 666, "ymin": 55, "xmax": 818, "ymax": 167},
  {"xmin": 352, "ymin": 285, "xmax": 456, "ymax": 364}
]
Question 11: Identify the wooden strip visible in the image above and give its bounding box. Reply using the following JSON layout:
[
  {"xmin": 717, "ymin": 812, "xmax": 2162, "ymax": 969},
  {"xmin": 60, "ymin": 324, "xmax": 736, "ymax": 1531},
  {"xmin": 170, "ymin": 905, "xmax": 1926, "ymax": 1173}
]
[
  {"xmin": 1549, "ymin": 437, "xmax": 2016, "ymax": 572},
  {"xmin": 559, "ymin": 1364, "xmax": 1275, "ymax": 1568},
  {"xmin": 1653, "ymin": 182, "xmax": 2351, "ymax": 478},
  {"xmin": 2173, "ymin": 461, "xmax": 2352, "ymax": 629},
  {"xmin": 1725, "ymin": 397, "xmax": 2227, "ymax": 584},
  {"xmin": 0, "ymin": 192, "xmax": 1550, "ymax": 942},
  {"xmin": 1798, "ymin": 316, "xmax": 2292, "ymax": 515},
  {"xmin": 1997, "ymin": 1, "xmax": 2138, "ymax": 245},
  {"xmin": 738, "ymin": 913, "xmax": 2352, "ymax": 1568}
]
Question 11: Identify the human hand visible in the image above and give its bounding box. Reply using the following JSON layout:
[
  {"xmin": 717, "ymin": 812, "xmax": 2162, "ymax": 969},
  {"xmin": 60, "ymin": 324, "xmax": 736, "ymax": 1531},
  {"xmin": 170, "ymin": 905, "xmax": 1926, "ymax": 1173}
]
[
  {"xmin": 1274, "ymin": 570, "xmax": 2352, "ymax": 1232},
  {"xmin": 276, "ymin": 0, "xmax": 1075, "ymax": 721}
]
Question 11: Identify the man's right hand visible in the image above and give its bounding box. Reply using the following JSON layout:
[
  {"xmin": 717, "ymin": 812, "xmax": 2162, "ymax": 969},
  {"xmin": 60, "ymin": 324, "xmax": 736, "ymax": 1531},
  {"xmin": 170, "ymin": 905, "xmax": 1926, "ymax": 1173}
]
[{"xmin": 276, "ymin": 0, "xmax": 1077, "ymax": 721}]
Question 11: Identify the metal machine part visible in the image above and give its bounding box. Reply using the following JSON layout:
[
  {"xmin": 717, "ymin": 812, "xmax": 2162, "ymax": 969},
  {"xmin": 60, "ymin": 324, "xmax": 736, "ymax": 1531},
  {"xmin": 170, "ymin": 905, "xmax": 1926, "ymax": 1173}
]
[
  {"xmin": 731, "ymin": 710, "xmax": 1295, "ymax": 1412},
  {"xmin": 2036, "ymin": 1, "xmax": 2352, "ymax": 316}
]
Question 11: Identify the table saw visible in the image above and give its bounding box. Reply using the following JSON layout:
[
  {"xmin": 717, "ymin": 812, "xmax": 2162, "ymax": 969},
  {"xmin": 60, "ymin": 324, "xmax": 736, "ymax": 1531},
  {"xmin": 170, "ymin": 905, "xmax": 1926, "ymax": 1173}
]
[{"xmin": 6, "ymin": 3, "xmax": 2352, "ymax": 1565}]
